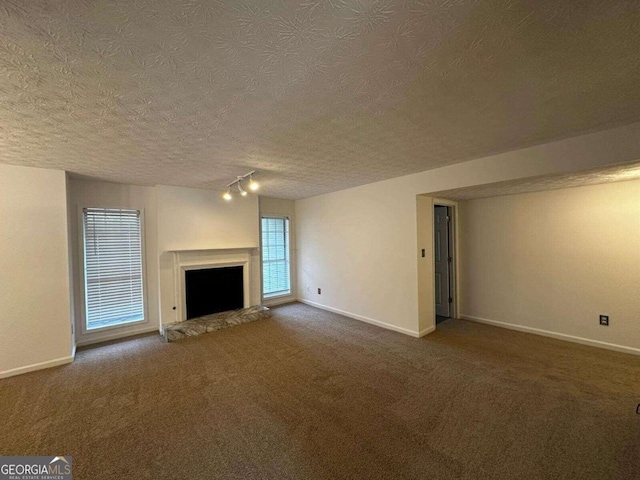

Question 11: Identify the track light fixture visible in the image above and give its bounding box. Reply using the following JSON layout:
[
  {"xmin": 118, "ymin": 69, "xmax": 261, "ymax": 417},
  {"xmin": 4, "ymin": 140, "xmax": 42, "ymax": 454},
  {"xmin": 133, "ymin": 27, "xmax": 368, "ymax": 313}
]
[
  {"xmin": 222, "ymin": 170, "xmax": 259, "ymax": 201},
  {"xmin": 248, "ymin": 173, "xmax": 259, "ymax": 191}
]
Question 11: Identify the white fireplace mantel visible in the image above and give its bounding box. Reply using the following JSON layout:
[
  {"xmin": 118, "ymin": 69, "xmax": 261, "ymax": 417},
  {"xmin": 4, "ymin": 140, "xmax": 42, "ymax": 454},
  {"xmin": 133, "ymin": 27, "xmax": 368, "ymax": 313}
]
[{"xmin": 164, "ymin": 247, "xmax": 260, "ymax": 325}]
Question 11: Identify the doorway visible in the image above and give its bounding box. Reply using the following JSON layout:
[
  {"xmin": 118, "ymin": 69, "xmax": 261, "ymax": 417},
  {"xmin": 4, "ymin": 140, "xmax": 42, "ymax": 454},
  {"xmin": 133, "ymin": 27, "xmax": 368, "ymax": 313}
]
[{"xmin": 434, "ymin": 205, "xmax": 454, "ymax": 324}]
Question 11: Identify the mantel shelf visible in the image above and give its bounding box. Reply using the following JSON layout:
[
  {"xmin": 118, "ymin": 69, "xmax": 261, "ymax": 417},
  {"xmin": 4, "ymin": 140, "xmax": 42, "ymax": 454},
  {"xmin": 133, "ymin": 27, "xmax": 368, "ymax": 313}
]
[{"xmin": 165, "ymin": 246, "xmax": 259, "ymax": 254}]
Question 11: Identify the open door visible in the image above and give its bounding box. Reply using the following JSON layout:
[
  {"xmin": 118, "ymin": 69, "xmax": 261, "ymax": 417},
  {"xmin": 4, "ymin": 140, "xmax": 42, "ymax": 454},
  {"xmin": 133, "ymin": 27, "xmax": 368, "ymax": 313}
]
[{"xmin": 434, "ymin": 206, "xmax": 451, "ymax": 318}]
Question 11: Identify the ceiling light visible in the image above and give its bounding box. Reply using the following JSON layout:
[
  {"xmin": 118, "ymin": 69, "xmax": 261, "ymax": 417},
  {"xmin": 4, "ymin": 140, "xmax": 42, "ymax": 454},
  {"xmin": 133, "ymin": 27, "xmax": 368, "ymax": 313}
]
[
  {"xmin": 248, "ymin": 173, "xmax": 259, "ymax": 191},
  {"xmin": 223, "ymin": 171, "xmax": 258, "ymax": 200}
]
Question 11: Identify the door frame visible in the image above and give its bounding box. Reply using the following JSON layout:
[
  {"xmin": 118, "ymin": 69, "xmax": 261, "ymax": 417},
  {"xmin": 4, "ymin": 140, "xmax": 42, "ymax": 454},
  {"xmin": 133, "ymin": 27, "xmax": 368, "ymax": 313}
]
[{"xmin": 432, "ymin": 199, "xmax": 459, "ymax": 323}]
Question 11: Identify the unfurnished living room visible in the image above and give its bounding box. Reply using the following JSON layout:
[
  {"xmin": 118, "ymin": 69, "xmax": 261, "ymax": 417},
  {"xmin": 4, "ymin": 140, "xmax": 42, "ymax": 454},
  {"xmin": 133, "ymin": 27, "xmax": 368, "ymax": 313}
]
[{"xmin": 1, "ymin": 1, "xmax": 640, "ymax": 479}]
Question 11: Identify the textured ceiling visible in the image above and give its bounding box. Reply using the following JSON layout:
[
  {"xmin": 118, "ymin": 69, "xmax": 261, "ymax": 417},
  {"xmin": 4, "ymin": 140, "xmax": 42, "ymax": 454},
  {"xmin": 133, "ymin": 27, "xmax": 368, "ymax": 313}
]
[
  {"xmin": 1, "ymin": 1, "xmax": 639, "ymax": 199},
  {"xmin": 429, "ymin": 160, "xmax": 640, "ymax": 201}
]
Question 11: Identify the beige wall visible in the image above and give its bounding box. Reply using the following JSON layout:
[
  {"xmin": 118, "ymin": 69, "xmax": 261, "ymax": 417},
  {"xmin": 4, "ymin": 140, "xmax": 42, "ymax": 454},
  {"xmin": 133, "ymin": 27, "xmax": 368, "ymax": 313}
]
[
  {"xmin": 67, "ymin": 178, "xmax": 159, "ymax": 346},
  {"xmin": 157, "ymin": 185, "xmax": 260, "ymax": 325},
  {"xmin": 0, "ymin": 164, "xmax": 73, "ymax": 377},
  {"xmin": 156, "ymin": 185, "xmax": 259, "ymax": 252},
  {"xmin": 68, "ymin": 181, "xmax": 263, "ymax": 335},
  {"xmin": 260, "ymin": 196, "xmax": 297, "ymax": 306},
  {"xmin": 297, "ymin": 183, "xmax": 421, "ymax": 335},
  {"xmin": 66, "ymin": 173, "xmax": 77, "ymax": 348},
  {"xmin": 459, "ymin": 179, "xmax": 640, "ymax": 353},
  {"xmin": 295, "ymin": 122, "xmax": 640, "ymax": 337},
  {"xmin": 64, "ymin": 185, "xmax": 299, "ymax": 337}
]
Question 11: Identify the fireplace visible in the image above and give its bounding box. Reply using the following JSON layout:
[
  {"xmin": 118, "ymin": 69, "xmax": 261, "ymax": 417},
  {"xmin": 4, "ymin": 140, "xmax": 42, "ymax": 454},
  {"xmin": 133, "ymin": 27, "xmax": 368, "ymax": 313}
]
[
  {"xmin": 185, "ymin": 266, "xmax": 244, "ymax": 319},
  {"xmin": 162, "ymin": 247, "xmax": 259, "ymax": 326}
]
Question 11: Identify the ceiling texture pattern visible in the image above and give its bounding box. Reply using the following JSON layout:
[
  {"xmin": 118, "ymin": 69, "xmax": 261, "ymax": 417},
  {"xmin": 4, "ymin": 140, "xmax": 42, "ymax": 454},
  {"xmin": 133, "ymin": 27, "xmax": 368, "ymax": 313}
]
[
  {"xmin": 429, "ymin": 160, "xmax": 640, "ymax": 201},
  {"xmin": 0, "ymin": 0, "xmax": 639, "ymax": 199}
]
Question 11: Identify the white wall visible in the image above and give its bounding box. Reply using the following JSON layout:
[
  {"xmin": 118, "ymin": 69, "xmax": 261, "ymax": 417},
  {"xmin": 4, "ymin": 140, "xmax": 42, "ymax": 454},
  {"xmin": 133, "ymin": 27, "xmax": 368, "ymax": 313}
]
[
  {"xmin": 68, "ymin": 181, "xmax": 262, "ymax": 336},
  {"xmin": 296, "ymin": 122, "xmax": 640, "ymax": 337},
  {"xmin": 66, "ymin": 173, "xmax": 77, "ymax": 349},
  {"xmin": 260, "ymin": 196, "xmax": 297, "ymax": 306},
  {"xmin": 297, "ymin": 184, "xmax": 421, "ymax": 335},
  {"xmin": 67, "ymin": 178, "xmax": 159, "ymax": 346},
  {"xmin": 0, "ymin": 164, "xmax": 73, "ymax": 377},
  {"xmin": 459, "ymin": 179, "xmax": 640, "ymax": 353},
  {"xmin": 157, "ymin": 185, "xmax": 260, "ymax": 325}
]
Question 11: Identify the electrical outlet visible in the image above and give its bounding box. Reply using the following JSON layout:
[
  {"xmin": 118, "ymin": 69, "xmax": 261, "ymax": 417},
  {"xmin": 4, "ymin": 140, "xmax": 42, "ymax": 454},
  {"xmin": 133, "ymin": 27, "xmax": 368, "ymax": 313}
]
[
  {"xmin": 599, "ymin": 315, "xmax": 609, "ymax": 326},
  {"xmin": 317, "ymin": 288, "xmax": 321, "ymax": 294}
]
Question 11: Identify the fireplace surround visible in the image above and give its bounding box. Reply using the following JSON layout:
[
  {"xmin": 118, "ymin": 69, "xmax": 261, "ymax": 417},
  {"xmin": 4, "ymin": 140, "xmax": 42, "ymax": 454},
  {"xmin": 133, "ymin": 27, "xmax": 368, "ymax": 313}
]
[{"xmin": 161, "ymin": 247, "xmax": 260, "ymax": 327}]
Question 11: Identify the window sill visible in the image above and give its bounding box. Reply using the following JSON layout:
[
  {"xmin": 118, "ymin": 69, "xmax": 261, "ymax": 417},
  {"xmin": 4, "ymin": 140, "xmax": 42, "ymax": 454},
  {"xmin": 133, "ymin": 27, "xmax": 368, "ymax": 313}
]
[
  {"xmin": 263, "ymin": 293, "xmax": 296, "ymax": 307},
  {"xmin": 263, "ymin": 291, "xmax": 292, "ymax": 300},
  {"xmin": 83, "ymin": 318, "xmax": 148, "ymax": 335}
]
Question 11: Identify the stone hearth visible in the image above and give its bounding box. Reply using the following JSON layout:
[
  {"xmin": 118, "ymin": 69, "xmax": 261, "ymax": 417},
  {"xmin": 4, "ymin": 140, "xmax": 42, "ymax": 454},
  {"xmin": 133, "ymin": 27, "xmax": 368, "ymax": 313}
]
[{"xmin": 162, "ymin": 305, "xmax": 270, "ymax": 342}]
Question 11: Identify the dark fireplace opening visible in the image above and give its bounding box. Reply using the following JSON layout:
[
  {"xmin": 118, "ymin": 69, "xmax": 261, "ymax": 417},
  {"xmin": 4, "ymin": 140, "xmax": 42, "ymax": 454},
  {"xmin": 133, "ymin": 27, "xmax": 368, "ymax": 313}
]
[{"xmin": 185, "ymin": 266, "xmax": 244, "ymax": 320}]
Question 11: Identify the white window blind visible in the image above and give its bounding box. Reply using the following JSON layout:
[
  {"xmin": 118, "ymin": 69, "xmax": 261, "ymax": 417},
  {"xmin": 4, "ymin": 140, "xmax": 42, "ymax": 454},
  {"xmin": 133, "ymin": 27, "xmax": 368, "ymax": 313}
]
[
  {"xmin": 262, "ymin": 217, "xmax": 291, "ymax": 298},
  {"xmin": 83, "ymin": 208, "xmax": 145, "ymax": 330}
]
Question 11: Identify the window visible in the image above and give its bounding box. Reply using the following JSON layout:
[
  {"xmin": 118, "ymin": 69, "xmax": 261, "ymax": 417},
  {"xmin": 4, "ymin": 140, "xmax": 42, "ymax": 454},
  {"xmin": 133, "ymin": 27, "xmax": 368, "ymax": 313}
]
[
  {"xmin": 261, "ymin": 216, "xmax": 291, "ymax": 298},
  {"xmin": 83, "ymin": 208, "xmax": 145, "ymax": 330}
]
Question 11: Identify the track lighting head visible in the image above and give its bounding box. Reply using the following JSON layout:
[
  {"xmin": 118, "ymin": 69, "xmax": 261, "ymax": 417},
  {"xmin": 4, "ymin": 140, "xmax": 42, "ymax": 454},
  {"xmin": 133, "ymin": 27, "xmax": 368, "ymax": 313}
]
[
  {"xmin": 224, "ymin": 171, "xmax": 258, "ymax": 200},
  {"xmin": 248, "ymin": 174, "xmax": 259, "ymax": 191}
]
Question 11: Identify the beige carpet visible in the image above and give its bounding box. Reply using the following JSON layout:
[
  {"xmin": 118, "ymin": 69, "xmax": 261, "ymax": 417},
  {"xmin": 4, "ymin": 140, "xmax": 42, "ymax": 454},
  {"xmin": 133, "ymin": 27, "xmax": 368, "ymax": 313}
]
[{"xmin": 1, "ymin": 303, "xmax": 639, "ymax": 479}]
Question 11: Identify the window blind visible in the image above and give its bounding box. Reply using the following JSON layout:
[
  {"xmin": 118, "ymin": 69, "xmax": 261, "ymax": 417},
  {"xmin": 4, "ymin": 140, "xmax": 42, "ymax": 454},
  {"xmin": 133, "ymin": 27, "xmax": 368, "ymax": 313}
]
[
  {"xmin": 261, "ymin": 217, "xmax": 291, "ymax": 298},
  {"xmin": 83, "ymin": 208, "xmax": 145, "ymax": 330}
]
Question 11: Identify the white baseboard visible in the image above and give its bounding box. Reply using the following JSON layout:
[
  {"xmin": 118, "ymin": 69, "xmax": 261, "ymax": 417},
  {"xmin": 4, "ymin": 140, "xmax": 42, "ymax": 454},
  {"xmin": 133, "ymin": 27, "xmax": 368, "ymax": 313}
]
[
  {"xmin": 418, "ymin": 326, "xmax": 436, "ymax": 337},
  {"xmin": 0, "ymin": 355, "xmax": 74, "ymax": 380},
  {"xmin": 298, "ymin": 298, "xmax": 424, "ymax": 338},
  {"xmin": 76, "ymin": 325, "xmax": 160, "ymax": 347},
  {"xmin": 461, "ymin": 314, "xmax": 640, "ymax": 356}
]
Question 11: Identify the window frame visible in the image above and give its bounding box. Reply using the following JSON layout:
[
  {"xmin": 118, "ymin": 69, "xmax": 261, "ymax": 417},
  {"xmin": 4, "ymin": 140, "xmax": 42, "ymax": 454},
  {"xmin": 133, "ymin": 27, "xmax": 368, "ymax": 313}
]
[
  {"xmin": 260, "ymin": 215, "xmax": 293, "ymax": 301},
  {"xmin": 78, "ymin": 206, "xmax": 149, "ymax": 335}
]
